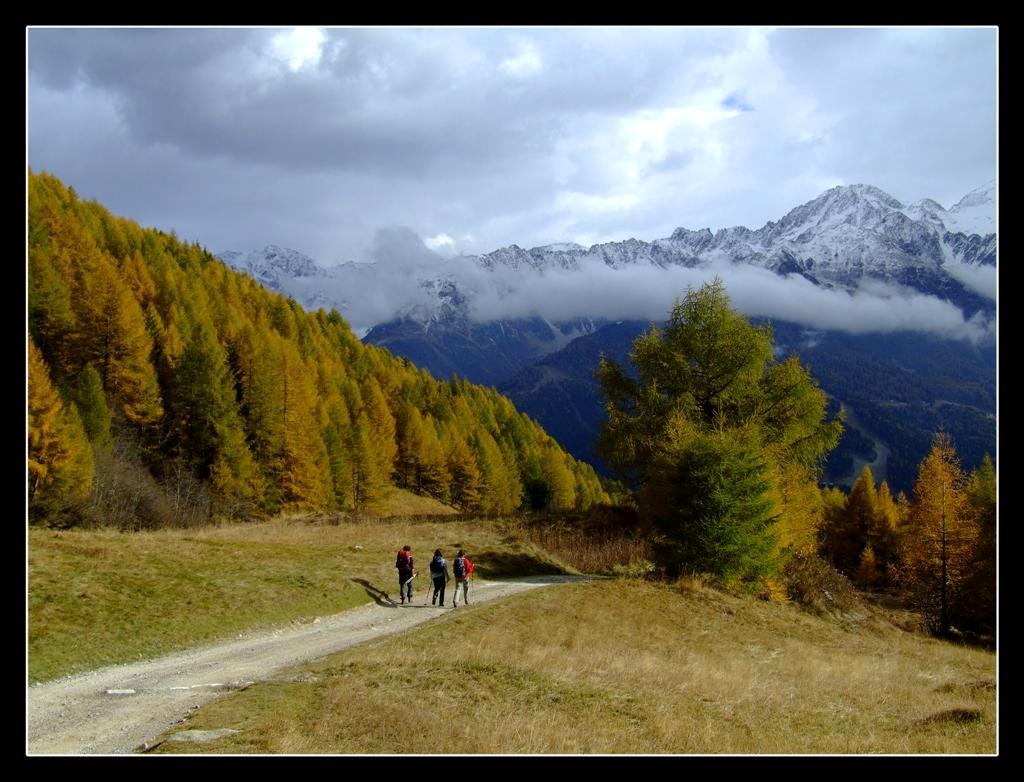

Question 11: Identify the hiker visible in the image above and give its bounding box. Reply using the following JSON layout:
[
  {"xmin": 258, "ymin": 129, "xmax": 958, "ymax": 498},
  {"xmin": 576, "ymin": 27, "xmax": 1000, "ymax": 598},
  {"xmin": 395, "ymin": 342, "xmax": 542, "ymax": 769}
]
[
  {"xmin": 429, "ymin": 548, "xmax": 450, "ymax": 607},
  {"xmin": 451, "ymin": 549, "xmax": 474, "ymax": 608},
  {"xmin": 396, "ymin": 545, "xmax": 415, "ymax": 605}
]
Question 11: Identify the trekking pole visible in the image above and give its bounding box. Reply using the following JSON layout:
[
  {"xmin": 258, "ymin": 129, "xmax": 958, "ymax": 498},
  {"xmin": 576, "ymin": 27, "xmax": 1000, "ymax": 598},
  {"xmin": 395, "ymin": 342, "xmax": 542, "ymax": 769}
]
[{"xmin": 401, "ymin": 571, "xmax": 418, "ymax": 603}]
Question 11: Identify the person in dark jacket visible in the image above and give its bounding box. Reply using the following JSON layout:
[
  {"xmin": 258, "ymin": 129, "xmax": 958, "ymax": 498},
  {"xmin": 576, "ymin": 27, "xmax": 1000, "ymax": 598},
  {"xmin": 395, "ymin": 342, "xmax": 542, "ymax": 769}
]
[
  {"xmin": 396, "ymin": 545, "xmax": 415, "ymax": 604},
  {"xmin": 429, "ymin": 548, "xmax": 449, "ymax": 607}
]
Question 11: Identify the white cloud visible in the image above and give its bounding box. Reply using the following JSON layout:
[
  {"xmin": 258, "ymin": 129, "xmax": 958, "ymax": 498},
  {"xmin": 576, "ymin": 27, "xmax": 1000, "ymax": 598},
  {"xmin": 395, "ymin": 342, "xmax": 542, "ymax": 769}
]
[
  {"xmin": 462, "ymin": 260, "xmax": 993, "ymax": 344},
  {"xmin": 270, "ymin": 27, "xmax": 326, "ymax": 71},
  {"xmin": 28, "ymin": 27, "xmax": 995, "ymax": 269},
  {"xmin": 500, "ymin": 38, "xmax": 543, "ymax": 78},
  {"xmin": 941, "ymin": 261, "xmax": 997, "ymax": 301},
  {"xmin": 424, "ymin": 232, "xmax": 455, "ymax": 250}
]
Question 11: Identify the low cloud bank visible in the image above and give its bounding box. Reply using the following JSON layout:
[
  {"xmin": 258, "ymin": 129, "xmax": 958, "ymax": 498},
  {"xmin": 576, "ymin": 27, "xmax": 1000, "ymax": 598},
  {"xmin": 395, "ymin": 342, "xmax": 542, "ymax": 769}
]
[
  {"xmin": 286, "ymin": 227, "xmax": 995, "ymax": 344},
  {"xmin": 464, "ymin": 258, "xmax": 995, "ymax": 344}
]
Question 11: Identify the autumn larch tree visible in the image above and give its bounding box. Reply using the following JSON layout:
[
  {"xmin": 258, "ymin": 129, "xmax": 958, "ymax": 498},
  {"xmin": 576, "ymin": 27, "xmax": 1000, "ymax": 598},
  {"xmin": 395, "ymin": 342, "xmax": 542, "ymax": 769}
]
[
  {"xmin": 900, "ymin": 432, "xmax": 978, "ymax": 635},
  {"xmin": 597, "ymin": 279, "xmax": 842, "ymax": 580}
]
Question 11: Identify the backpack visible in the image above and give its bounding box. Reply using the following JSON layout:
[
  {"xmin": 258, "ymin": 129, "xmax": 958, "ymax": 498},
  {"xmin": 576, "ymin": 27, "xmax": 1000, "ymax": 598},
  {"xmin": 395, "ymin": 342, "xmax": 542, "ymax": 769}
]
[
  {"xmin": 453, "ymin": 556, "xmax": 466, "ymax": 579},
  {"xmin": 429, "ymin": 556, "xmax": 444, "ymax": 575},
  {"xmin": 396, "ymin": 550, "xmax": 411, "ymax": 571}
]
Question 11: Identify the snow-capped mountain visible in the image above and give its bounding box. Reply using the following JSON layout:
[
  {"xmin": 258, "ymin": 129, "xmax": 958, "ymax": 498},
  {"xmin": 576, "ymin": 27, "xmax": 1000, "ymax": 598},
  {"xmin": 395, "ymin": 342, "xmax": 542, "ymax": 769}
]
[
  {"xmin": 217, "ymin": 181, "xmax": 996, "ymax": 344},
  {"xmin": 218, "ymin": 245, "xmax": 321, "ymax": 292},
  {"xmin": 464, "ymin": 182, "xmax": 996, "ymax": 291},
  {"xmin": 215, "ymin": 182, "xmax": 995, "ymax": 490}
]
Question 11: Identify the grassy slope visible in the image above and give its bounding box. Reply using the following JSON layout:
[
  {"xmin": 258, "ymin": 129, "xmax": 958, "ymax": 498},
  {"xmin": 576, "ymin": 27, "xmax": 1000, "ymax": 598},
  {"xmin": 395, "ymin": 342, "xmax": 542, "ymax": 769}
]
[
  {"xmin": 152, "ymin": 578, "xmax": 996, "ymax": 755},
  {"xmin": 374, "ymin": 488, "xmax": 459, "ymax": 517},
  {"xmin": 27, "ymin": 515, "xmax": 569, "ymax": 683}
]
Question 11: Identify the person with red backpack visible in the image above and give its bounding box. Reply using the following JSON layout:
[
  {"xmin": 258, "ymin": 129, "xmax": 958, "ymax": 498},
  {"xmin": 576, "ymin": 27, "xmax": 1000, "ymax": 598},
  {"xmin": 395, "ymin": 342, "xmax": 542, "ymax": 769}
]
[
  {"xmin": 451, "ymin": 549, "xmax": 474, "ymax": 608},
  {"xmin": 395, "ymin": 545, "xmax": 415, "ymax": 605}
]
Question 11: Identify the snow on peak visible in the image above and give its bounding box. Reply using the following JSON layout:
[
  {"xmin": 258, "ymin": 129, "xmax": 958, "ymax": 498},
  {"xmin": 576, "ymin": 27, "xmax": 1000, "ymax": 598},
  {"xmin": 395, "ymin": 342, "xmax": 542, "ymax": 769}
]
[
  {"xmin": 769, "ymin": 183, "xmax": 906, "ymax": 241},
  {"xmin": 212, "ymin": 180, "xmax": 995, "ymax": 335},
  {"xmin": 943, "ymin": 181, "xmax": 996, "ymax": 236},
  {"xmin": 536, "ymin": 242, "xmax": 585, "ymax": 253},
  {"xmin": 953, "ymin": 180, "xmax": 995, "ymax": 211},
  {"xmin": 218, "ymin": 245, "xmax": 321, "ymax": 277}
]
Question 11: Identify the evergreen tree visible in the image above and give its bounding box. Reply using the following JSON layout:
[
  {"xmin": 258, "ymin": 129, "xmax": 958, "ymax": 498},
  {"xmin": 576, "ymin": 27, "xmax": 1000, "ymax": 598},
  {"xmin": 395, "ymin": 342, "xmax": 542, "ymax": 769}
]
[
  {"xmin": 598, "ymin": 280, "xmax": 840, "ymax": 579},
  {"xmin": 28, "ymin": 247, "xmax": 76, "ymax": 376},
  {"xmin": 67, "ymin": 364, "xmax": 112, "ymax": 448},
  {"xmin": 643, "ymin": 418, "xmax": 778, "ymax": 580}
]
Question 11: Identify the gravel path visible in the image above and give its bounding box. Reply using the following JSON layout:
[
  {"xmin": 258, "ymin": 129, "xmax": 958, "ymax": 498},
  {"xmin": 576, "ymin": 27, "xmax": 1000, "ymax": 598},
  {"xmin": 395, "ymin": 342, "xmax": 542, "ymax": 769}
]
[{"xmin": 27, "ymin": 575, "xmax": 583, "ymax": 755}]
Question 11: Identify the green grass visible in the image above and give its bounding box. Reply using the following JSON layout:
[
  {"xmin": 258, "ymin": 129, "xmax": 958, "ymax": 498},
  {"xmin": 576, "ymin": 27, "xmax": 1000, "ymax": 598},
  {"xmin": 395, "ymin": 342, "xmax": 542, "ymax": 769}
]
[
  {"xmin": 150, "ymin": 578, "xmax": 997, "ymax": 755},
  {"xmin": 27, "ymin": 514, "xmax": 580, "ymax": 683}
]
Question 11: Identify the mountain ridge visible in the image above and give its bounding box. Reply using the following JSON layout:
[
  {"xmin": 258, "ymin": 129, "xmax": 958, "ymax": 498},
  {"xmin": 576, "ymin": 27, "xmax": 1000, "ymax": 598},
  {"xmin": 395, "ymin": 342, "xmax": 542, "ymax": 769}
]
[{"xmin": 218, "ymin": 180, "xmax": 996, "ymax": 337}]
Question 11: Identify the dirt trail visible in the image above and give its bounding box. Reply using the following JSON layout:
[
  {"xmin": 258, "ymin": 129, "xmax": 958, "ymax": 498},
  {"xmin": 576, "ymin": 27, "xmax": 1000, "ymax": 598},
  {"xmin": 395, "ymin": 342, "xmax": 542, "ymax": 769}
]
[{"xmin": 27, "ymin": 575, "xmax": 582, "ymax": 755}]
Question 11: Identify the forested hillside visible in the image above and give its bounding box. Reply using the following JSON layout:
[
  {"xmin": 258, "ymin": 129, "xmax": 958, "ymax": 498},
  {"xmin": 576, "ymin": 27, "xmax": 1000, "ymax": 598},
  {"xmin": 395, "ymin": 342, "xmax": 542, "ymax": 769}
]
[{"xmin": 27, "ymin": 171, "xmax": 608, "ymax": 528}]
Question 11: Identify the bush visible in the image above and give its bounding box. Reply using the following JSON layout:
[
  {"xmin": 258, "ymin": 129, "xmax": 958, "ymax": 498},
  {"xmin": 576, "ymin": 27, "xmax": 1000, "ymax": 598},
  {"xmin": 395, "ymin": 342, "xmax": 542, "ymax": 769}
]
[
  {"xmin": 782, "ymin": 552, "xmax": 860, "ymax": 615},
  {"xmin": 88, "ymin": 450, "xmax": 211, "ymax": 529},
  {"xmin": 511, "ymin": 508, "xmax": 652, "ymax": 575}
]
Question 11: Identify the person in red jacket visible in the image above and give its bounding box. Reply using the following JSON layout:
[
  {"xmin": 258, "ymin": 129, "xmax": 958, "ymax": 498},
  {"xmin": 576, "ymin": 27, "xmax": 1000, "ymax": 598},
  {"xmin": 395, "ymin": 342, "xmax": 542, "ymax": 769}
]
[
  {"xmin": 451, "ymin": 549, "xmax": 474, "ymax": 608},
  {"xmin": 395, "ymin": 545, "xmax": 415, "ymax": 605}
]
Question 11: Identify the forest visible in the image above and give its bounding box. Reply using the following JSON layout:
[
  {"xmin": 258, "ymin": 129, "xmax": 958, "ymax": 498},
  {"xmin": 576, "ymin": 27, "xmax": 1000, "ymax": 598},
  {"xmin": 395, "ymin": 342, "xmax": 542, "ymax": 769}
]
[{"xmin": 27, "ymin": 170, "xmax": 608, "ymax": 530}]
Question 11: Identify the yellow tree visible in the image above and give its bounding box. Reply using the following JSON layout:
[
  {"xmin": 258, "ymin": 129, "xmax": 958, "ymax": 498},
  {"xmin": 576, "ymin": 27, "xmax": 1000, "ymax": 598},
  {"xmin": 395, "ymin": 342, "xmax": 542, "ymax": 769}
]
[
  {"xmin": 473, "ymin": 428, "xmax": 521, "ymax": 514},
  {"xmin": 446, "ymin": 429, "xmax": 483, "ymax": 511},
  {"xmin": 361, "ymin": 376, "xmax": 398, "ymax": 482},
  {"xmin": 28, "ymin": 336, "xmax": 93, "ymax": 520},
  {"xmin": 770, "ymin": 462, "xmax": 824, "ymax": 556},
  {"xmin": 396, "ymin": 403, "xmax": 427, "ymax": 490},
  {"xmin": 350, "ymin": 413, "xmax": 390, "ymax": 510},
  {"xmin": 962, "ymin": 455, "xmax": 996, "ymax": 632},
  {"xmin": 540, "ymin": 447, "xmax": 577, "ymax": 510},
  {"xmin": 901, "ymin": 433, "xmax": 977, "ymax": 634},
  {"xmin": 822, "ymin": 465, "xmax": 877, "ymax": 577},
  {"xmin": 871, "ymin": 480, "xmax": 901, "ymax": 583},
  {"xmin": 322, "ymin": 396, "xmax": 355, "ymax": 510},
  {"xmin": 273, "ymin": 344, "xmax": 330, "ymax": 510},
  {"xmin": 413, "ymin": 415, "xmax": 450, "ymax": 500},
  {"xmin": 598, "ymin": 280, "xmax": 841, "ymax": 579},
  {"xmin": 75, "ymin": 256, "xmax": 163, "ymax": 425}
]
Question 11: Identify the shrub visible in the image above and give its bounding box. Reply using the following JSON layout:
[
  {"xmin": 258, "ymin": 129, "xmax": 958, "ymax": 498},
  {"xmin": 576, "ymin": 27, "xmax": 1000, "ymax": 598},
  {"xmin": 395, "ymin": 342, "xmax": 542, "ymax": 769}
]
[{"xmin": 782, "ymin": 552, "xmax": 860, "ymax": 615}]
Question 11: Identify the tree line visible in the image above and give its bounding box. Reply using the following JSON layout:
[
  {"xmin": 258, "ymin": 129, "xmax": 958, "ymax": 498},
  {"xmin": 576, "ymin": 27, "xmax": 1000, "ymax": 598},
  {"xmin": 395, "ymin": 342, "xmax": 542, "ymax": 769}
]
[
  {"xmin": 28, "ymin": 170, "xmax": 608, "ymax": 528},
  {"xmin": 820, "ymin": 441, "xmax": 995, "ymax": 636}
]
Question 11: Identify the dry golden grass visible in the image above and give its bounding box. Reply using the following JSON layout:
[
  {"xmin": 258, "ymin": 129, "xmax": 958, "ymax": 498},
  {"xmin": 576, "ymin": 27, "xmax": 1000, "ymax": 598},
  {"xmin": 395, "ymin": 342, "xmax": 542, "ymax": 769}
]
[
  {"xmin": 505, "ymin": 518, "xmax": 653, "ymax": 576},
  {"xmin": 28, "ymin": 513, "xmax": 569, "ymax": 682},
  {"xmin": 153, "ymin": 578, "xmax": 996, "ymax": 755},
  {"xmin": 372, "ymin": 488, "xmax": 459, "ymax": 517}
]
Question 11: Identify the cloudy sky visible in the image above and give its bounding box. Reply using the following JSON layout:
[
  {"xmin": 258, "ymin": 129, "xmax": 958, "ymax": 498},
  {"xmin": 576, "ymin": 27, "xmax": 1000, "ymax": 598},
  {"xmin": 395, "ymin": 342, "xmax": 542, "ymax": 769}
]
[{"xmin": 27, "ymin": 26, "xmax": 997, "ymax": 266}]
